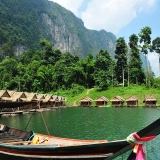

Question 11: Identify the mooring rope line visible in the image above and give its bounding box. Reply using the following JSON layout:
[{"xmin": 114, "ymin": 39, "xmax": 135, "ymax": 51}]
[
  {"xmin": 40, "ymin": 112, "xmax": 50, "ymax": 136},
  {"xmin": 24, "ymin": 109, "xmax": 36, "ymax": 131}
]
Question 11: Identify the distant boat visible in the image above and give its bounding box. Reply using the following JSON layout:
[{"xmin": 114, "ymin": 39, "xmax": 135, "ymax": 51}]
[{"xmin": 0, "ymin": 118, "xmax": 160, "ymax": 160}]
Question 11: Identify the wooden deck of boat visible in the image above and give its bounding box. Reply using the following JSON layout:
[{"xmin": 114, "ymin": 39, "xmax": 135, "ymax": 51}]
[
  {"xmin": 0, "ymin": 124, "xmax": 108, "ymax": 147},
  {"xmin": 28, "ymin": 133, "xmax": 108, "ymax": 146}
]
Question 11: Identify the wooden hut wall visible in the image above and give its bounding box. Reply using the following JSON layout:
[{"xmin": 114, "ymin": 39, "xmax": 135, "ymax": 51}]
[
  {"xmin": 126, "ymin": 101, "xmax": 138, "ymax": 106},
  {"xmin": 95, "ymin": 101, "xmax": 107, "ymax": 106},
  {"xmin": 145, "ymin": 101, "xmax": 156, "ymax": 106},
  {"xmin": 111, "ymin": 101, "xmax": 123, "ymax": 106},
  {"xmin": 80, "ymin": 102, "xmax": 91, "ymax": 106}
]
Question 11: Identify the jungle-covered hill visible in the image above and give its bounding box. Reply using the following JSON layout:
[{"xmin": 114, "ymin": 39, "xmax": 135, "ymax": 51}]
[
  {"xmin": 0, "ymin": 0, "xmax": 116, "ymax": 58},
  {"xmin": 0, "ymin": 1, "xmax": 159, "ymax": 99}
]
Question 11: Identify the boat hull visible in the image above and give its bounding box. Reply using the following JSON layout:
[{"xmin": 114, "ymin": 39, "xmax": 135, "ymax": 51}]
[{"xmin": 0, "ymin": 140, "xmax": 128, "ymax": 160}]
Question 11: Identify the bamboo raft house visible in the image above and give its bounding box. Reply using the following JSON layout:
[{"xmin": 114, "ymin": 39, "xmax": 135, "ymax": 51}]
[
  {"xmin": 24, "ymin": 92, "xmax": 38, "ymax": 109},
  {"xmin": 57, "ymin": 96, "xmax": 66, "ymax": 107},
  {"xmin": 80, "ymin": 96, "xmax": 93, "ymax": 107},
  {"xmin": 0, "ymin": 90, "xmax": 66, "ymax": 116},
  {"xmin": 42, "ymin": 94, "xmax": 54, "ymax": 108},
  {"xmin": 110, "ymin": 96, "xmax": 125, "ymax": 107},
  {"xmin": 143, "ymin": 95, "xmax": 157, "ymax": 107},
  {"xmin": 94, "ymin": 96, "xmax": 109, "ymax": 107},
  {"xmin": 125, "ymin": 95, "xmax": 138, "ymax": 107}
]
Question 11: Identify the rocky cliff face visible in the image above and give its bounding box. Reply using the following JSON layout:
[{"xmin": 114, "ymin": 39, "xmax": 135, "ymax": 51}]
[
  {"xmin": 37, "ymin": 1, "xmax": 116, "ymax": 58},
  {"xmin": 39, "ymin": 13, "xmax": 83, "ymax": 55},
  {"xmin": 0, "ymin": 0, "xmax": 116, "ymax": 58}
]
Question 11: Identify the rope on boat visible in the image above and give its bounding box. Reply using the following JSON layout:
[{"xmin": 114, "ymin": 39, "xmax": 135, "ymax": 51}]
[
  {"xmin": 24, "ymin": 109, "xmax": 36, "ymax": 131},
  {"xmin": 40, "ymin": 112, "xmax": 50, "ymax": 136},
  {"xmin": 24, "ymin": 108, "xmax": 50, "ymax": 136}
]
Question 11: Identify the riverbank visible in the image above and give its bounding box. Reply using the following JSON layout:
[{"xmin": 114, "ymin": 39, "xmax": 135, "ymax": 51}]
[
  {"xmin": 56, "ymin": 85, "xmax": 160, "ymax": 106},
  {"xmin": 0, "ymin": 106, "xmax": 68, "ymax": 117}
]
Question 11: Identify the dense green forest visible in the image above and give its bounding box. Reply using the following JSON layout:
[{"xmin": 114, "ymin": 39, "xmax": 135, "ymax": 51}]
[
  {"xmin": 0, "ymin": 0, "xmax": 48, "ymax": 49},
  {"xmin": 0, "ymin": 26, "xmax": 160, "ymax": 97}
]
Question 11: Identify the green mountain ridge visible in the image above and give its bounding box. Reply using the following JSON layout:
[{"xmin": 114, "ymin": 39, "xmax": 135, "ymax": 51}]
[{"xmin": 0, "ymin": 0, "xmax": 116, "ymax": 58}]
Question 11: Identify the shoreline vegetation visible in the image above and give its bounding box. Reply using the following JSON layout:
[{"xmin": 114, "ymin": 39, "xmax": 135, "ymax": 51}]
[
  {"xmin": 1, "ymin": 84, "xmax": 160, "ymax": 118},
  {"xmin": 58, "ymin": 85, "xmax": 160, "ymax": 107}
]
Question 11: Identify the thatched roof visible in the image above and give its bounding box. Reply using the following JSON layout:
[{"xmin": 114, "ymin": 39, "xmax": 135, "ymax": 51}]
[
  {"xmin": 57, "ymin": 96, "xmax": 63, "ymax": 101},
  {"xmin": 10, "ymin": 92, "xmax": 27, "ymax": 101},
  {"xmin": 50, "ymin": 96, "xmax": 65, "ymax": 102},
  {"xmin": 94, "ymin": 96, "xmax": 109, "ymax": 102},
  {"xmin": 49, "ymin": 95, "xmax": 58, "ymax": 102},
  {"xmin": 25, "ymin": 92, "xmax": 38, "ymax": 101},
  {"xmin": 7, "ymin": 90, "xmax": 16, "ymax": 97},
  {"xmin": 143, "ymin": 95, "xmax": 157, "ymax": 102},
  {"xmin": 0, "ymin": 90, "xmax": 11, "ymax": 98},
  {"xmin": 62, "ymin": 96, "xmax": 67, "ymax": 102},
  {"xmin": 80, "ymin": 96, "xmax": 93, "ymax": 102},
  {"xmin": 0, "ymin": 97, "xmax": 12, "ymax": 101},
  {"xmin": 126, "ymin": 95, "xmax": 138, "ymax": 102},
  {"xmin": 44, "ymin": 94, "xmax": 53, "ymax": 101},
  {"xmin": 36, "ymin": 94, "xmax": 45, "ymax": 101},
  {"xmin": 110, "ymin": 96, "xmax": 124, "ymax": 102}
]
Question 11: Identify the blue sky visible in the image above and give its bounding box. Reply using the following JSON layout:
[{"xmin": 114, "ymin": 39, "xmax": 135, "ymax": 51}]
[{"xmin": 51, "ymin": 0, "xmax": 160, "ymax": 77}]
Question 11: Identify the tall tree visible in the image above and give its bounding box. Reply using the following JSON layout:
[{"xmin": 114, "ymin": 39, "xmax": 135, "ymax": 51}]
[
  {"xmin": 128, "ymin": 34, "xmax": 145, "ymax": 84},
  {"xmin": 138, "ymin": 26, "xmax": 152, "ymax": 86},
  {"xmin": 115, "ymin": 37, "xmax": 128, "ymax": 85},
  {"xmin": 152, "ymin": 37, "xmax": 160, "ymax": 77},
  {"xmin": 0, "ymin": 56, "xmax": 18, "ymax": 89},
  {"xmin": 81, "ymin": 54, "xmax": 95, "ymax": 88},
  {"xmin": 94, "ymin": 50, "xmax": 115, "ymax": 90}
]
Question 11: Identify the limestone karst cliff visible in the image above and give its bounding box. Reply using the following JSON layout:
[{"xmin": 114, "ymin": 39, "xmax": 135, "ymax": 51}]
[{"xmin": 0, "ymin": 0, "xmax": 116, "ymax": 58}]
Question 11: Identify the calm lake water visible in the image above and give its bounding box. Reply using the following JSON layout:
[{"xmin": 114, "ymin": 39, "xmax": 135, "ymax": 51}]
[{"xmin": 0, "ymin": 107, "xmax": 160, "ymax": 159}]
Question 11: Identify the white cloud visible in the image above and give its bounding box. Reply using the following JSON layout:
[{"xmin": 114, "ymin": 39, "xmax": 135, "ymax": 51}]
[
  {"xmin": 50, "ymin": 0, "xmax": 157, "ymax": 33},
  {"xmin": 81, "ymin": 0, "xmax": 157, "ymax": 33},
  {"xmin": 50, "ymin": 0, "xmax": 84, "ymax": 16}
]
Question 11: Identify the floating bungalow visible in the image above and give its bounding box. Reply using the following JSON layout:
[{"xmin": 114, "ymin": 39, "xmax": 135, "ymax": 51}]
[
  {"xmin": 23, "ymin": 92, "xmax": 38, "ymax": 109},
  {"xmin": 110, "ymin": 96, "xmax": 125, "ymax": 107},
  {"xmin": 143, "ymin": 95, "xmax": 157, "ymax": 107},
  {"xmin": 126, "ymin": 95, "xmax": 138, "ymax": 107},
  {"xmin": 94, "ymin": 96, "xmax": 109, "ymax": 106},
  {"xmin": 40, "ymin": 95, "xmax": 66, "ymax": 108},
  {"xmin": 49, "ymin": 95, "xmax": 58, "ymax": 107},
  {"xmin": 80, "ymin": 96, "xmax": 93, "ymax": 107},
  {"xmin": 57, "ymin": 96, "xmax": 66, "ymax": 107},
  {"xmin": 42, "ymin": 94, "xmax": 54, "ymax": 107},
  {"xmin": 0, "ymin": 90, "xmax": 66, "ymax": 115}
]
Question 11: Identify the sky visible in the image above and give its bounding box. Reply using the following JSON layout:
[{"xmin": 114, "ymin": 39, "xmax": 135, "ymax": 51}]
[{"xmin": 50, "ymin": 0, "xmax": 160, "ymax": 77}]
